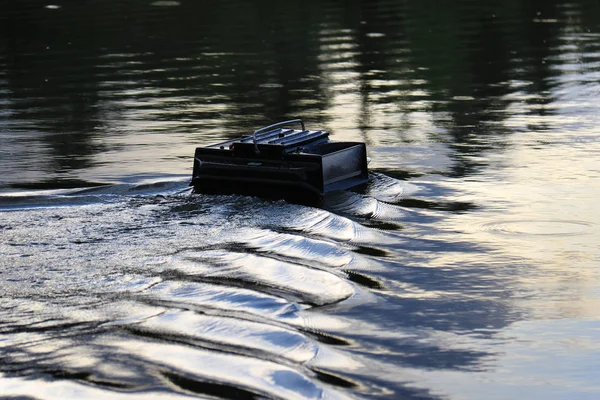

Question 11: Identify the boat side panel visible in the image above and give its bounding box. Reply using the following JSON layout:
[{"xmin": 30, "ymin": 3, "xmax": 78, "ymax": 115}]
[
  {"xmin": 191, "ymin": 150, "xmax": 325, "ymax": 202},
  {"xmin": 321, "ymin": 143, "xmax": 368, "ymax": 191}
]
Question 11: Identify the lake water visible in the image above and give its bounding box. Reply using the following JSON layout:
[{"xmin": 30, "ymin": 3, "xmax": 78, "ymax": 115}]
[{"xmin": 1, "ymin": 1, "xmax": 600, "ymax": 399}]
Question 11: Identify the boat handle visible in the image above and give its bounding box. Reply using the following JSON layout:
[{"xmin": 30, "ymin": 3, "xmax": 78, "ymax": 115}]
[{"xmin": 253, "ymin": 119, "xmax": 305, "ymax": 153}]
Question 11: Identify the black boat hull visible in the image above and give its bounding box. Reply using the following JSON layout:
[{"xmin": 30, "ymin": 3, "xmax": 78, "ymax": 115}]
[{"xmin": 190, "ymin": 120, "xmax": 369, "ymax": 204}]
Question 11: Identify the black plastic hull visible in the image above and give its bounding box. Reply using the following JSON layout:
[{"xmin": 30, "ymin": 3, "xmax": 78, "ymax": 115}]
[{"xmin": 190, "ymin": 121, "xmax": 368, "ymax": 204}]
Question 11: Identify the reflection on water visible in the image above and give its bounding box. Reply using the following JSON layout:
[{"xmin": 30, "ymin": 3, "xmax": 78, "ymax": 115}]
[{"xmin": 1, "ymin": 0, "xmax": 600, "ymax": 399}]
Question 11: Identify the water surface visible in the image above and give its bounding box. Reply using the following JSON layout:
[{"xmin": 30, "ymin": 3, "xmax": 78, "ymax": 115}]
[{"xmin": 1, "ymin": 1, "xmax": 600, "ymax": 399}]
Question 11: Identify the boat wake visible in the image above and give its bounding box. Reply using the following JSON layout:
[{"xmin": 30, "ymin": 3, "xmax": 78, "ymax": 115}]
[{"xmin": 0, "ymin": 171, "xmax": 464, "ymax": 399}]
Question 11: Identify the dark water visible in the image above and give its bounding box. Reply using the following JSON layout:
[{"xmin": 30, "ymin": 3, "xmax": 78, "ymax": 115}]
[{"xmin": 1, "ymin": 1, "xmax": 600, "ymax": 399}]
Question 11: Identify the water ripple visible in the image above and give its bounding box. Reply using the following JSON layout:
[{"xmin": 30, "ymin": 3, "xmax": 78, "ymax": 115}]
[
  {"xmin": 479, "ymin": 219, "xmax": 594, "ymax": 236},
  {"xmin": 241, "ymin": 228, "xmax": 356, "ymax": 268},
  {"xmin": 141, "ymin": 280, "xmax": 307, "ymax": 322},
  {"xmin": 167, "ymin": 249, "xmax": 356, "ymax": 307}
]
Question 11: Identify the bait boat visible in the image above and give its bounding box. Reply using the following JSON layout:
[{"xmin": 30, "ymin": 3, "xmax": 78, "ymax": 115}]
[{"xmin": 190, "ymin": 119, "xmax": 368, "ymax": 204}]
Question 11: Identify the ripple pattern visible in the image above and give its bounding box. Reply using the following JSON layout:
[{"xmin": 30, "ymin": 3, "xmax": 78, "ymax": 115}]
[{"xmin": 0, "ymin": 179, "xmax": 415, "ymax": 399}]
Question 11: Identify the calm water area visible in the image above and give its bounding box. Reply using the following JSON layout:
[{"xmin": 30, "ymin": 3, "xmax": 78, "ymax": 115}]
[{"xmin": 1, "ymin": 1, "xmax": 600, "ymax": 399}]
